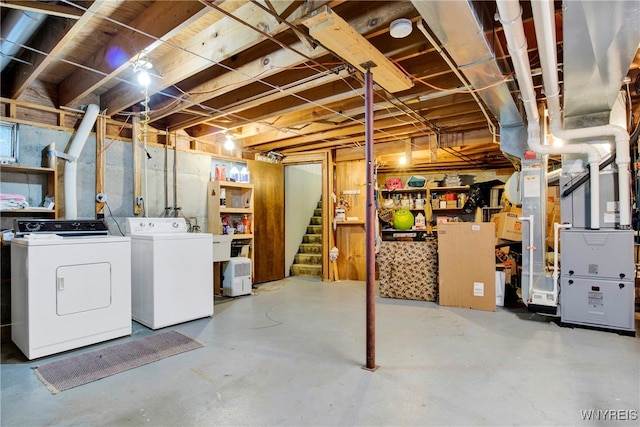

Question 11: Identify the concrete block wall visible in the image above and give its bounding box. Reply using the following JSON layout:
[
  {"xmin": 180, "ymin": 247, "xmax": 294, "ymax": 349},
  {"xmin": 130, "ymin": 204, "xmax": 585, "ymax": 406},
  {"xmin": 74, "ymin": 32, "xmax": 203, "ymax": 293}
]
[{"xmin": 10, "ymin": 123, "xmax": 215, "ymax": 234}]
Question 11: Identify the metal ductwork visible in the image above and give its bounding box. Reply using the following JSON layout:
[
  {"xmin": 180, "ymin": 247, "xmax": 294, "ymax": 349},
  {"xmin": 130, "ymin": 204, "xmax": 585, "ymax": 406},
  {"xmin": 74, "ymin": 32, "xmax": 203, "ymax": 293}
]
[
  {"xmin": 0, "ymin": 9, "xmax": 47, "ymax": 73},
  {"xmin": 562, "ymin": 0, "xmax": 640, "ymax": 123},
  {"xmin": 411, "ymin": 0, "xmax": 526, "ymax": 158}
]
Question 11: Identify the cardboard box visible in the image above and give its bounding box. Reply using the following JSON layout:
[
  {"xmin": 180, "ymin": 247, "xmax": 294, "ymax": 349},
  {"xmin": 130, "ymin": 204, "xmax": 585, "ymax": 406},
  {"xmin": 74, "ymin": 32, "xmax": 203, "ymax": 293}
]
[
  {"xmin": 491, "ymin": 212, "xmax": 522, "ymax": 241},
  {"xmin": 545, "ymin": 205, "xmax": 561, "ymax": 250},
  {"xmin": 437, "ymin": 223, "xmax": 496, "ymax": 311},
  {"xmin": 507, "ymin": 206, "xmax": 522, "ymax": 215},
  {"xmin": 212, "ymin": 234, "xmax": 233, "ymax": 262},
  {"xmin": 446, "ymin": 200, "xmax": 457, "ymax": 208},
  {"xmin": 547, "ymin": 185, "xmax": 560, "ymax": 203}
]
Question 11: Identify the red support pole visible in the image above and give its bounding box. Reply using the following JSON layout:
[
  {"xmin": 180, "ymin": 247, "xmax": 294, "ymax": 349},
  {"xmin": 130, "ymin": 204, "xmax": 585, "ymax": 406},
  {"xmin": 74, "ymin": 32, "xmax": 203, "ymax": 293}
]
[{"xmin": 363, "ymin": 69, "xmax": 378, "ymax": 371}]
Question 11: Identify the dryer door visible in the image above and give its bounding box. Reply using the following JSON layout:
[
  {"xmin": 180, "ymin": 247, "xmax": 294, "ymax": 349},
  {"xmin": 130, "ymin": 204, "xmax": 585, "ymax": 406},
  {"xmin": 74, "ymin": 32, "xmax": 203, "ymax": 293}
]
[{"xmin": 56, "ymin": 263, "xmax": 111, "ymax": 315}]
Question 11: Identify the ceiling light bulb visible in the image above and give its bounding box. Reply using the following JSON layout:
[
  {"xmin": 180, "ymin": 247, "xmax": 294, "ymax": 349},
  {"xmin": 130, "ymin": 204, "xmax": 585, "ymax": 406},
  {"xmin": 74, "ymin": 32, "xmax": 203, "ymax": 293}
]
[
  {"xmin": 399, "ymin": 155, "xmax": 407, "ymax": 165},
  {"xmin": 224, "ymin": 135, "xmax": 235, "ymax": 150},
  {"xmin": 137, "ymin": 69, "xmax": 150, "ymax": 87},
  {"xmin": 390, "ymin": 18, "xmax": 412, "ymax": 39}
]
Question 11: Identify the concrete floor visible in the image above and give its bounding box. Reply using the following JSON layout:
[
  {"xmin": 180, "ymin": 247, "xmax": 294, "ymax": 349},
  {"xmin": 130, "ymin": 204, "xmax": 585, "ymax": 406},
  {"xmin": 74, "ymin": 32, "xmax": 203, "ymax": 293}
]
[{"xmin": 1, "ymin": 277, "xmax": 639, "ymax": 426}]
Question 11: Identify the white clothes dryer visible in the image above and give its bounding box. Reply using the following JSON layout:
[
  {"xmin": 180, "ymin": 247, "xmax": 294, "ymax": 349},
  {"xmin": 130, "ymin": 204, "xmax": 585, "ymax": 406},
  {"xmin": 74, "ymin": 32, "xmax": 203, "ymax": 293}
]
[
  {"xmin": 126, "ymin": 218, "xmax": 213, "ymax": 329},
  {"xmin": 11, "ymin": 219, "xmax": 131, "ymax": 360}
]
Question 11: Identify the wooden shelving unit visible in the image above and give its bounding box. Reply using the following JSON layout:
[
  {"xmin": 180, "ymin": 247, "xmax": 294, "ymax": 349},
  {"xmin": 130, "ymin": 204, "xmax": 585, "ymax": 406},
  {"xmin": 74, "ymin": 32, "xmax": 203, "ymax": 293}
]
[
  {"xmin": 0, "ymin": 164, "xmax": 58, "ymax": 231},
  {"xmin": 206, "ymin": 179, "xmax": 254, "ymax": 258},
  {"xmin": 379, "ymin": 186, "xmax": 472, "ymax": 239}
]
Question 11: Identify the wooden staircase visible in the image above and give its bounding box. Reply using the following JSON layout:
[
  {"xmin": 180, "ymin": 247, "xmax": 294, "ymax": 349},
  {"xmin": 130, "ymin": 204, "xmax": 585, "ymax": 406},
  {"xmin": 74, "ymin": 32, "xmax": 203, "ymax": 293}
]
[{"xmin": 290, "ymin": 201, "xmax": 322, "ymax": 277}]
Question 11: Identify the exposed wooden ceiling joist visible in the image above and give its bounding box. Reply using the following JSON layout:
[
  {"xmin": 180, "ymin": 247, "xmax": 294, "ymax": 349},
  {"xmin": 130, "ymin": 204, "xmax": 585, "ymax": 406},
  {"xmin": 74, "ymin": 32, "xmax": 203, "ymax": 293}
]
[{"xmin": 0, "ymin": 0, "xmax": 635, "ymax": 173}]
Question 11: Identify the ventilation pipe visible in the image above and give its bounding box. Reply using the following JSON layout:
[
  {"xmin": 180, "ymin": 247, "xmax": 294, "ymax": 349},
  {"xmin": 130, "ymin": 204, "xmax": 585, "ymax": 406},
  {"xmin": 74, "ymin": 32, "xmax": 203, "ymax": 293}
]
[
  {"xmin": 495, "ymin": 0, "xmax": 603, "ymax": 229},
  {"xmin": 64, "ymin": 104, "xmax": 100, "ymax": 220},
  {"xmin": 530, "ymin": 0, "xmax": 632, "ymax": 228},
  {"xmin": 0, "ymin": 10, "xmax": 47, "ymax": 72}
]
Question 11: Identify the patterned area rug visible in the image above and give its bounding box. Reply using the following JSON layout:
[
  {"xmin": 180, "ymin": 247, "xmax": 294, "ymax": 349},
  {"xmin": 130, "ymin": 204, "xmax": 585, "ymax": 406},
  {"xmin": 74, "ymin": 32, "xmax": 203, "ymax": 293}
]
[{"xmin": 33, "ymin": 330, "xmax": 204, "ymax": 394}]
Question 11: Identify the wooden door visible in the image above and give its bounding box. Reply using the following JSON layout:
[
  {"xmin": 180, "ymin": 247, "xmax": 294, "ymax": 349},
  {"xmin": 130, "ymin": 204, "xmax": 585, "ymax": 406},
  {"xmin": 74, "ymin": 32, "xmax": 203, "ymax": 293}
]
[{"xmin": 248, "ymin": 159, "xmax": 285, "ymax": 284}]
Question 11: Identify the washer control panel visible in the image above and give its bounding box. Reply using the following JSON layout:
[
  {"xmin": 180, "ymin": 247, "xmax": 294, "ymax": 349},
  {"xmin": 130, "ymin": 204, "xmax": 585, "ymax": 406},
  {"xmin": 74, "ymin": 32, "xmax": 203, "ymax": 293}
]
[{"xmin": 126, "ymin": 217, "xmax": 188, "ymax": 234}]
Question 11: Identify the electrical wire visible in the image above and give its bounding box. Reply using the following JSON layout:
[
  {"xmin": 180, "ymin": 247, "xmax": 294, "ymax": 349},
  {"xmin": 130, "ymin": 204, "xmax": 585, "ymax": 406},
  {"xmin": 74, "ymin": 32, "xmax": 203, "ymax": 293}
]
[
  {"xmin": 58, "ymin": 0, "xmax": 441, "ymax": 146},
  {"xmin": 32, "ymin": 1, "xmax": 490, "ymax": 156},
  {"xmin": 104, "ymin": 200, "xmax": 125, "ymax": 236},
  {"xmin": 99, "ymin": 114, "xmax": 130, "ymax": 155}
]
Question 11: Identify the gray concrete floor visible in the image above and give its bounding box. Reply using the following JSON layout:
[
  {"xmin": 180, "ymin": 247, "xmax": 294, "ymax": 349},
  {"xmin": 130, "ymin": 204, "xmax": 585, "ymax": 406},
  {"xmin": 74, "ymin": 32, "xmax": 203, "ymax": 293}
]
[{"xmin": 1, "ymin": 277, "xmax": 639, "ymax": 426}]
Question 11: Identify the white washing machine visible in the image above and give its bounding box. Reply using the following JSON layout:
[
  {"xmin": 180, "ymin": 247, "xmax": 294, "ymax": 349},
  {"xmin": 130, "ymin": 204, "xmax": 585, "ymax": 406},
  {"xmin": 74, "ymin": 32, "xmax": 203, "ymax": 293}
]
[
  {"xmin": 126, "ymin": 218, "xmax": 213, "ymax": 329},
  {"xmin": 11, "ymin": 219, "xmax": 131, "ymax": 360}
]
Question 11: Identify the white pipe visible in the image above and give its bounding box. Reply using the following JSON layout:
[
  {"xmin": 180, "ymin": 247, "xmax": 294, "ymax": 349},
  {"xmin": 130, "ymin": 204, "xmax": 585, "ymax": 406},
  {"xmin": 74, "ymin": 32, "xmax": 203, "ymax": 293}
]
[
  {"xmin": 531, "ymin": 0, "xmax": 632, "ymax": 228},
  {"xmin": 64, "ymin": 104, "xmax": 100, "ymax": 220},
  {"xmin": 518, "ymin": 214, "xmax": 534, "ymax": 302},
  {"xmin": 496, "ymin": 0, "xmax": 602, "ymax": 229},
  {"xmin": 552, "ymin": 222, "xmax": 572, "ymax": 298},
  {"xmin": 546, "ymin": 167, "xmax": 561, "ymax": 184}
]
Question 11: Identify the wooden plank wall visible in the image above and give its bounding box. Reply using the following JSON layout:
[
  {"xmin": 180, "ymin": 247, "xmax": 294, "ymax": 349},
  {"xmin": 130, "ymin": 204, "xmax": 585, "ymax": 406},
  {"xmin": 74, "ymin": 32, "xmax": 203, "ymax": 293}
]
[{"xmin": 335, "ymin": 159, "xmax": 367, "ymax": 280}]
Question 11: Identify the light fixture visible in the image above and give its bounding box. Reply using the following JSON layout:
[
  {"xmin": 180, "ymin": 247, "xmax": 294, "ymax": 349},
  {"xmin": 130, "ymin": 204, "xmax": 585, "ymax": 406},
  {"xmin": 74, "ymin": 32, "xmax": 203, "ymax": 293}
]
[
  {"xmin": 224, "ymin": 134, "xmax": 235, "ymax": 151},
  {"xmin": 398, "ymin": 155, "xmax": 407, "ymax": 165},
  {"xmin": 390, "ymin": 18, "xmax": 412, "ymax": 39},
  {"xmin": 137, "ymin": 69, "xmax": 150, "ymax": 87},
  {"xmin": 132, "ymin": 52, "xmax": 153, "ymax": 87}
]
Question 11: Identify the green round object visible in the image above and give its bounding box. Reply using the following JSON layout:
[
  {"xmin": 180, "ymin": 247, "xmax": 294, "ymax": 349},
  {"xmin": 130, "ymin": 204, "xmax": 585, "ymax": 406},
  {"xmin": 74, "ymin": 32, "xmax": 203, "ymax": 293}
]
[{"xmin": 393, "ymin": 209, "xmax": 414, "ymax": 230}]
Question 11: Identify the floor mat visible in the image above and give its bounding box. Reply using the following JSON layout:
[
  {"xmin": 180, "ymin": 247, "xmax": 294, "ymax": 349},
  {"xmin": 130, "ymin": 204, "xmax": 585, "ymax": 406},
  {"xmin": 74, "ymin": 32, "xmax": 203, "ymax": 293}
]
[{"xmin": 33, "ymin": 330, "xmax": 204, "ymax": 394}]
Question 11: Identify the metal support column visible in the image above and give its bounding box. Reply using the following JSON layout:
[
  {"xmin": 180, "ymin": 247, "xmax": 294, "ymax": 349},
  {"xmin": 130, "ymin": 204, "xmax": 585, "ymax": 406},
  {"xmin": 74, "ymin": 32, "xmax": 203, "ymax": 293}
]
[{"xmin": 363, "ymin": 69, "xmax": 378, "ymax": 371}]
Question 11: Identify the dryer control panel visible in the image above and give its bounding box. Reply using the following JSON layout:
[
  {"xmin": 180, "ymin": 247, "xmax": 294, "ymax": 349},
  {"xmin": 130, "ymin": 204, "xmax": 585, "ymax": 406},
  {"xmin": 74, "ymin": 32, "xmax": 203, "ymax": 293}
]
[{"xmin": 14, "ymin": 219, "xmax": 109, "ymax": 237}]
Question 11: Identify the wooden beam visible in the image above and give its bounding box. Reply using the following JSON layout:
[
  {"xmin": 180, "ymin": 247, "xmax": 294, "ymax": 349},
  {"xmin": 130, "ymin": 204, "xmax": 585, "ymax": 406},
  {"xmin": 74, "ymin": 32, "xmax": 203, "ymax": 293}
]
[
  {"xmin": 254, "ymin": 118, "xmax": 425, "ymax": 152},
  {"xmin": 300, "ymin": 5, "xmax": 413, "ymax": 93},
  {"xmin": 156, "ymin": 1, "xmax": 415, "ymax": 125},
  {"xmin": 101, "ymin": 1, "xmax": 295, "ymax": 115},
  {"xmin": 96, "ymin": 115, "xmax": 106, "ymax": 216},
  {"xmin": 10, "ymin": 1, "xmax": 107, "ymax": 100},
  {"xmin": 132, "ymin": 116, "xmax": 143, "ymax": 216},
  {"xmin": 0, "ymin": 0, "xmax": 83, "ymax": 19},
  {"xmin": 180, "ymin": 69, "xmax": 468, "ymax": 142},
  {"xmin": 59, "ymin": 1, "xmax": 209, "ymax": 107},
  {"xmin": 153, "ymin": 41, "xmax": 330, "ymax": 124},
  {"xmin": 242, "ymin": 107, "xmax": 417, "ymax": 148}
]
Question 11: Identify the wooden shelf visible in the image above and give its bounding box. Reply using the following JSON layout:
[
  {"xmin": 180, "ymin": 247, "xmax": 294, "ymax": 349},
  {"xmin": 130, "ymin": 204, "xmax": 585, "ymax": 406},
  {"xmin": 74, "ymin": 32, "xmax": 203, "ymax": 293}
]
[
  {"xmin": 429, "ymin": 186, "xmax": 470, "ymax": 192},
  {"xmin": 230, "ymin": 234, "xmax": 253, "ymax": 240},
  {"xmin": 432, "ymin": 208, "xmax": 467, "ymax": 212},
  {"xmin": 380, "ymin": 187, "xmax": 427, "ymax": 193},
  {"xmin": 0, "ymin": 164, "xmax": 58, "ymax": 229},
  {"xmin": 381, "ymin": 186, "xmax": 469, "ymax": 193},
  {"xmin": 218, "ymin": 181, "xmax": 253, "ymax": 189},
  {"xmin": 0, "ymin": 208, "xmax": 56, "ymax": 214},
  {"xmin": 219, "ymin": 207, "xmax": 252, "ymax": 214},
  {"xmin": 0, "ymin": 164, "xmax": 55, "ymax": 174},
  {"xmin": 381, "ymin": 228, "xmax": 427, "ymax": 232}
]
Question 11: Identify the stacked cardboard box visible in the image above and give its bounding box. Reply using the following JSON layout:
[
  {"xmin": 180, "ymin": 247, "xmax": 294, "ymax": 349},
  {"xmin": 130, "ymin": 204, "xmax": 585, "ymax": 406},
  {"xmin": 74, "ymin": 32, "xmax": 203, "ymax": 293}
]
[
  {"xmin": 546, "ymin": 186, "xmax": 561, "ymax": 250},
  {"xmin": 491, "ymin": 207, "xmax": 523, "ymax": 241}
]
